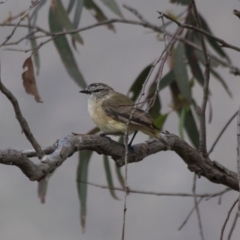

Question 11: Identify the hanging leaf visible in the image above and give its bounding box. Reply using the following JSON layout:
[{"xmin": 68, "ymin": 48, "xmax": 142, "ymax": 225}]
[
  {"xmin": 52, "ymin": 0, "xmax": 84, "ymax": 45},
  {"xmin": 49, "ymin": 7, "xmax": 86, "ymax": 88},
  {"xmin": 179, "ymin": 106, "xmax": 187, "ymax": 139},
  {"xmin": 67, "ymin": 0, "xmax": 76, "ymax": 14},
  {"xmin": 185, "ymin": 43, "xmax": 204, "ymax": 86},
  {"xmin": 184, "ymin": 108, "xmax": 199, "ymax": 148},
  {"xmin": 194, "ymin": 49, "xmax": 219, "ymax": 68},
  {"xmin": 73, "ymin": 0, "xmax": 84, "ymax": 28},
  {"xmin": 103, "ymin": 155, "xmax": 119, "ymax": 200},
  {"xmin": 198, "ymin": 14, "xmax": 230, "ymax": 63},
  {"xmin": 128, "ymin": 64, "xmax": 152, "ymax": 101},
  {"xmin": 149, "ymin": 94, "xmax": 161, "ymax": 120},
  {"xmin": 115, "ymin": 165, "xmax": 125, "ymax": 190},
  {"xmin": 37, "ymin": 171, "xmax": 55, "ymax": 204},
  {"xmin": 22, "ymin": 56, "xmax": 42, "ymax": 103},
  {"xmin": 30, "ymin": 0, "xmax": 47, "ymax": 27},
  {"xmin": 100, "ymin": 0, "xmax": 123, "ymax": 17},
  {"xmin": 210, "ymin": 68, "xmax": 232, "ymax": 98},
  {"xmin": 173, "ymin": 43, "xmax": 192, "ymax": 101},
  {"xmin": 154, "ymin": 113, "xmax": 168, "ymax": 129},
  {"xmin": 84, "ymin": 0, "xmax": 115, "ymax": 32},
  {"xmin": 170, "ymin": 0, "xmax": 190, "ymax": 5},
  {"xmin": 159, "ymin": 70, "xmax": 175, "ymax": 90},
  {"xmin": 77, "ymin": 150, "xmax": 92, "ymax": 233}
]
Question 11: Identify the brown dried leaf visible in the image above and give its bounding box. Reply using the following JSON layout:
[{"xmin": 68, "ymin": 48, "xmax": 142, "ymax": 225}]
[{"xmin": 22, "ymin": 56, "xmax": 42, "ymax": 103}]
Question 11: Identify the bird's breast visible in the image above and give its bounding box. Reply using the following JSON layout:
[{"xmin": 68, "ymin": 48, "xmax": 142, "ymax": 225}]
[{"xmin": 87, "ymin": 98, "xmax": 131, "ymax": 134}]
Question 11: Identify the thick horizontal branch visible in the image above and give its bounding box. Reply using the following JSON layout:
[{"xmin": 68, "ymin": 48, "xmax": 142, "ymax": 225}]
[{"xmin": 0, "ymin": 133, "xmax": 238, "ymax": 192}]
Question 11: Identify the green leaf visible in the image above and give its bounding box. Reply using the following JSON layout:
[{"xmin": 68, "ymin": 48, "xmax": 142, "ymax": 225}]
[
  {"xmin": 173, "ymin": 43, "xmax": 191, "ymax": 101},
  {"xmin": 159, "ymin": 70, "xmax": 175, "ymax": 90},
  {"xmin": 210, "ymin": 68, "xmax": 232, "ymax": 98},
  {"xmin": 194, "ymin": 49, "xmax": 219, "ymax": 68},
  {"xmin": 100, "ymin": 0, "xmax": 123, "ymax": 17},
  {"xmin": 77, "ymin": 150, "xmax": 92, "ymax": 232},
  {"xmin": 199, "ymin": 14, "xmax": 230, "ymax": 62},
  {"xmin": 84, "ymin": 0, "xmax": 115, "ymax": 32},
  {"xmin": 179, "ymin": 107, "xmax": 187, "ymax": 139},
  {"xmin": 128, "ymin": 64, "xmax": 152, "ymax": 101},
  {"xmin": 103, "ymin": 155, "xmax": 119, "ymax": 200},
  {"xmin": 73, "ymin": 0, "xmax": 84, "ymax": 28},
  {"xmin": 49, "ymin": 7, "xmax": 86, "ymax": 88},
  {"xmin": 37, "ymin": 170, "xmax": 55, "ymax": 204},
  {"xmin": 52, "ymin": 0, "xmax": 84, "ymax": 44},
  {"xmin": 115, "ymin": 165, "xmax": 125, "ymax": 190},
  {"xmin": 185, "ymin": 43, "xmax": 204, "ymax": 86},
  {"xmin": 30, "ymin": 0, "xmax": 47, "ymax": 26},
  {"xmin": 67, "ymin": 0, "xmax": 76, "ymax": 14},
  {"xmin": 149, "ymin": 94, "xmax": 161, "ymax": 120},
  {"xmin": 154, "ymin": 113, "xmax": 168, "ymax": 129},
  {"xmin": 170, "ymin": 0, "xmax": 190, "ymax": 5},
  {"xmin": 184, "ymin": 108, "xmax": 199, "ymax": 148}
]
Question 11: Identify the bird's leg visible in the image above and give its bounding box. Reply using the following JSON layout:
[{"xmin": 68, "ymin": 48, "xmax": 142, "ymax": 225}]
[{"xmin": 128, "ymin": 131, "xmax": 138, "ymax": 147}]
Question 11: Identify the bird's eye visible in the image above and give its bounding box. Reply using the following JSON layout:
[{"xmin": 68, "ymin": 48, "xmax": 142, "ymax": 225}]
[{"xmin": 93, "ymin": 89, "xmax": 101, "ymax": 92}]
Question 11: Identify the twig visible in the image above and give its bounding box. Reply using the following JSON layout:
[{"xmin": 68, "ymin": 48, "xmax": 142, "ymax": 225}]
[
  {"xmin": 192, "ymin": 174, "xmax": 205, "ymax": 240},
  {"xmin": 227, "ymin": 212, "xmax": 239, "ymax": 240},
  {"xmin": 208, "ymin": 111, "xmax": 238, "ymax": 155},
  {"xmin": 237, "ymin": 106, "xmax": 240, "ymax": 215},
  {"xmin": 0, "ymin": 79, "xmax": 44, "ymax": 159},
  {"xmin": 123, "ymin": 4, "xmax": 148, "ymax": 23},
  {"xmin": 0, "ymin": 0, "xmax": 41, "ymax": 47},
  {"xmin": 178, "ymin": 197, "xmax": 203, "ymax": 231},
  {"xmin": 220, "ymin": 198, "xmax": 238, "ymax": 240},
  {"xmin": 161, "ymin": 12, "xmax": 240, "ymax": 53},
  {"xmin": 79, "ymin": 181, "xmax": 231, "ymax": 198},
  {"xmin": 2, "ymin": 15, "xmax": 240, "ymax": 75}
]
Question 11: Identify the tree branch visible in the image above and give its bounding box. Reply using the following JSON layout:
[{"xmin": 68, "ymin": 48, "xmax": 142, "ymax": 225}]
[
  {"xmin": 0, "ymin": 79, "xmax": 44, "ymax": 159},
  {"xmin": 0, "ymin": 133, "xmax": 238, "ymax": 192}
]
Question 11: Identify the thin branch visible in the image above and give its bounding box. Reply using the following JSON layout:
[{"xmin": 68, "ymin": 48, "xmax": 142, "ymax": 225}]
[
  {"xmin": 161, "ymin": 12, "xmax": 240, "ymax": 53},
  {"xmin": 80, "ymin": 181, "xmax": 231, "ymax": 198},
  {"xmin": 178, "ymin": 197, "xmax": 203, "ymax": 231},
  {"xmin": 208, "ymin": 111, "xmax": 238, "ymax": 155},
  {"xmin": 0, "ymin": 79, "xmax": 44, "ymax": 159},
  {"xmin": 237, "ymin": 106, "xmax": 240, "ymax": 215},
  {"xmin": 2, "ymin": 15, "xmax": 240, "ymax": 75},
  {"xmin": 192, "ymin": 174, "xmax": 205, "ymax": 240},
  {"xmin": 0, "ymin": 0, "xmax": 41, "ymax": 47},
  {"xmin": 220, "ymin": 198, "xmax": 238, "ymax": 240},
  {"xmin": 227, "ymin": 212, "xmax": 239, "ymax": 240}
]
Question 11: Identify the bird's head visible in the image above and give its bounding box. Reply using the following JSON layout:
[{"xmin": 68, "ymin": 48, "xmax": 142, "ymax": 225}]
[{"xmin": 80, "ymin": 83, "xmax": 113, "ymax": 100}]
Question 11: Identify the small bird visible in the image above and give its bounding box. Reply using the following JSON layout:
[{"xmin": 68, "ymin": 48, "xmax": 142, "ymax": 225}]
[{"xmin": 80, "ymin": 83, "xmax": 166, "ymax": 145}]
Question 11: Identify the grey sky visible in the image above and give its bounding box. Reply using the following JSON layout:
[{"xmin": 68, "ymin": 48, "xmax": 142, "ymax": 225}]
[{"xmin": 1, "ymin": 0, "xmax": 240, "ymax": 239}]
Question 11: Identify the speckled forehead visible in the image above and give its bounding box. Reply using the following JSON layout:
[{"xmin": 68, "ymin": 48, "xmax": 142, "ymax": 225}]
[{"xmin": 88, "ymin": 83, "xmax": 108, "ymax": 89}]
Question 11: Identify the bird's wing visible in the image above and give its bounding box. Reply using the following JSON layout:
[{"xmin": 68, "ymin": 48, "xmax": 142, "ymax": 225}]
[{"xmin": 102, "ymin": 93, "xmax": 159, "ymax": 130}]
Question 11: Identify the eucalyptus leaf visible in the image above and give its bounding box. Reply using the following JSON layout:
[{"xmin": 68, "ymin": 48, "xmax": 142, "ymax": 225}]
[
  {"xmin": 103, "ymin": 155, "xmax": 119, "ymax": 200},
  {"xmin": 154, "ymin": 113, "xmax": 168, "ymax": 129},
  {"xmin": 100, "ymin": 0, "xmax": 123, "ymax": 17},
  {"xmin": 49, "ymin": 7, "xmax": 86, "ymax": 88},
  {"xmin": 128, "ymin": 64, "xmax": 152, "ymax": 101},
  {"xmin": 53, "ymin": 0, "xmax": 84, "ymax": 44},
  {"xmin": 77, "ymin": 150, "xmax": 92, "ymax": 232},
  {"xmin": 173, "ymin": 43, "xmax": 191, "ymax": 101}
]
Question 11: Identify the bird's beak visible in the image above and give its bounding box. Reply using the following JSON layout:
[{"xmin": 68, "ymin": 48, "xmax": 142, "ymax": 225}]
[{"xmin": 79, "ymin": 89, "xmax": 91, "ymax": 94}]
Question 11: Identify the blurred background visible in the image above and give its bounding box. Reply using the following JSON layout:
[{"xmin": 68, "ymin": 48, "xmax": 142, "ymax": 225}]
[{"xmin": 0, "ymin": 0, "xmax": 240, "ymax": 239}]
